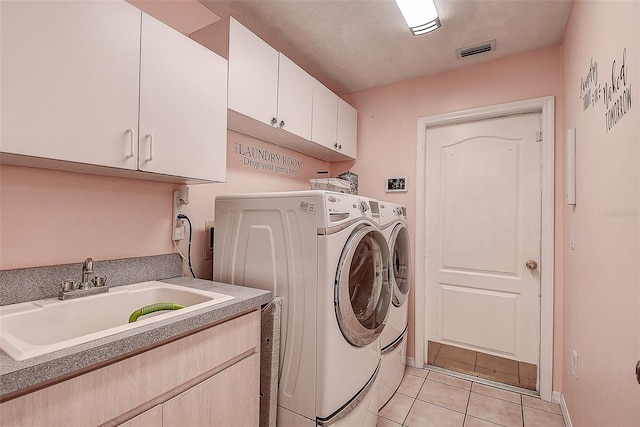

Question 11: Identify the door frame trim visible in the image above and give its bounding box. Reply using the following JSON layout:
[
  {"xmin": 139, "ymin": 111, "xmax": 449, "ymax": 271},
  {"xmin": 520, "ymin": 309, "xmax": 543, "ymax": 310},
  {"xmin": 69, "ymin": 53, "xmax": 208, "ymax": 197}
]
[{"xmin": 414, "ymin": 96, "xmax": 555, "ymax": 401}]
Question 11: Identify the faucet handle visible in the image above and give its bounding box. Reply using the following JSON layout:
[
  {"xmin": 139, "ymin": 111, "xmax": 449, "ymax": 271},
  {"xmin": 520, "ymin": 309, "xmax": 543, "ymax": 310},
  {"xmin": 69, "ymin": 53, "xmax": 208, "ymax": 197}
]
[
  {"xmin": 91, "ymin": 276, "xmax": 107, "ymax": 287},
  {"xmin": 60, "ymin": 280, "xmax": 77, "ymax": 292}
]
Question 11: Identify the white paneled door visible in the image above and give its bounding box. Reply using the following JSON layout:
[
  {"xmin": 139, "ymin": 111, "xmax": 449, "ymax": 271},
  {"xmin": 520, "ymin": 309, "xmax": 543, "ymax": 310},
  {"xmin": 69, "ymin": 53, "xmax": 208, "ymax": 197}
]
[{"xmin": 426, "ymin": 113, "xmax": 542, "ymax": 367}]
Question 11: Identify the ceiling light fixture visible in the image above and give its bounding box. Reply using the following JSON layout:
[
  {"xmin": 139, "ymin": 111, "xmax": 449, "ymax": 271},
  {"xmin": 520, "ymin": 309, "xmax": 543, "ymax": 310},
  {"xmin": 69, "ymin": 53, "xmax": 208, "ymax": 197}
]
[{"xmin": 395, "ymin": 0, "xmax": 441, "ymax": 35}]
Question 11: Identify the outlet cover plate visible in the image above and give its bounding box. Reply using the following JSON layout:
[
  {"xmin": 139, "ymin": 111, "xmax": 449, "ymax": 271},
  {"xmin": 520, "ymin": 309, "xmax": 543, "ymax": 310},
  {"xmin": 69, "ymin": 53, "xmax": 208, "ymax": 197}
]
[{"xmin": 204, "ymin": 221, "xmax": 214, "ymax": 260}]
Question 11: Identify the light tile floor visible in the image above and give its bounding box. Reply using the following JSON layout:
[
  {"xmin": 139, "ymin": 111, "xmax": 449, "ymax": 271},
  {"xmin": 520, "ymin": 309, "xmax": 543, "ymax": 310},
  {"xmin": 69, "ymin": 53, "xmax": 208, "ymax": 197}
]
[{"xmin": 378, "ymin": 366, "xmax": 565, "ymax": 427}]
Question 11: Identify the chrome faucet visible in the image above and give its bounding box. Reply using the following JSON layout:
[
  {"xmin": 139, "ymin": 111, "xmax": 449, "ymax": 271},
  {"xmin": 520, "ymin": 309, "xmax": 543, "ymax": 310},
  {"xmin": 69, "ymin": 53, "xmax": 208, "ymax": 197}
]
[
  {"xmin": 58, "ymin": 257, "xmax": 108, "ymax": 300},
  {"xmin": 81, "ymin": 257, "xmax": 93, "ymax": 285}
]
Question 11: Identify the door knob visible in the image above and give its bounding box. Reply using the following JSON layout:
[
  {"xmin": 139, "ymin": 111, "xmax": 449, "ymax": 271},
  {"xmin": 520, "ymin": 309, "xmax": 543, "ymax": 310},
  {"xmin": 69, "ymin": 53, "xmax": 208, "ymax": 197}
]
[{"xmin": 526, "ymin": 260, "xmax": 538, "ymax": 270}]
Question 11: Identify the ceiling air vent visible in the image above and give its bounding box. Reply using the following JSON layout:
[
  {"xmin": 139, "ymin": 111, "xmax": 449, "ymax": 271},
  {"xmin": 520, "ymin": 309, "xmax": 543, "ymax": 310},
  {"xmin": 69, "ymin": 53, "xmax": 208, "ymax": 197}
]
[{"xmin": 456, "ymin": 40, "xmax": 496, "ymax": 59}]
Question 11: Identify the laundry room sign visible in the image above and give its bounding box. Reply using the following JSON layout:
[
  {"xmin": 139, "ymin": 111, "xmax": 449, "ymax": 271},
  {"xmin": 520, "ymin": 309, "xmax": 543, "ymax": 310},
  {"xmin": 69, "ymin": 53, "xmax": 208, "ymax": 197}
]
[
  {"xmin": 234, "ymin": 143, "xmax": 304, "ymax": 176},
  {"xmin": 579, "ymin": 47, "xmax": 632, "ymax": 132}
]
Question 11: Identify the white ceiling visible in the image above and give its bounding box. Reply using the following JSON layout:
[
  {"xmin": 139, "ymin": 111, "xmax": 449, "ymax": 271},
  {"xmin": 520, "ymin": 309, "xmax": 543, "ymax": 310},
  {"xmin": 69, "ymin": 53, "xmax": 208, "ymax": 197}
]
[{"xmin": 197, "ymin": 0, "xmax": 573, "ymax": 95}]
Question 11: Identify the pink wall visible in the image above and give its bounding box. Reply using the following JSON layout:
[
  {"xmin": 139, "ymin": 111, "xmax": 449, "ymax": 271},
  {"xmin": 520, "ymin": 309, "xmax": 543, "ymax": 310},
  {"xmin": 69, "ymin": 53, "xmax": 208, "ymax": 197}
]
[
  {"xmin": 0, "ymin": 131, "xmax": 328, "ymax": 274},
  {"xmin": 336, "ymin": 45, "xmax": 565, "ymax": 391},
  {"xmin": 0, "ymin": 165, "xmax": 177, "ymax": 269},
  {"xmin": 561, "ymin": 1, "xmax": 640, "ymax": 425}
]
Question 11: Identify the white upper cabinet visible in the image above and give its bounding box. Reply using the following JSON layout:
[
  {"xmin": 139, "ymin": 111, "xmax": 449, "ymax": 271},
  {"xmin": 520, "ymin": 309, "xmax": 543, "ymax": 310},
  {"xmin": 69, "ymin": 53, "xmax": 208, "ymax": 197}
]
[
  {"xmin": 191, "ymin": 17, "xmax": 355, "ymax": 161},
  {"xmin": 312, "ymin": 81, "xmax": 358, "ymax": 161},
  {"xmin": 226, "ymin": 17, "xmax": 279, "ymax": 128},
  {"xmin": 311, "ymin": 81, "xmax": 339, "ymax": 152},
  {"xmin": 139, "ymin": 13, "xmax": 227, "ymax": 182},
  {"xmin": 0, "ymin": 1, "xmax": 228, "ymax": 183},
  {"xmin": 277, "ymin": 53, "xmax": 314, "ymax": 141},
  {"xmin": 193, "ymin": 18, "xmax": 313, "ymax": 142},
  {"xmin": 1, "ymin": 1, "xmax": 141, "ymax": 170},
  {"xmin": 337, "ymin": 98, "xmax": 358, "ymax": 159}
]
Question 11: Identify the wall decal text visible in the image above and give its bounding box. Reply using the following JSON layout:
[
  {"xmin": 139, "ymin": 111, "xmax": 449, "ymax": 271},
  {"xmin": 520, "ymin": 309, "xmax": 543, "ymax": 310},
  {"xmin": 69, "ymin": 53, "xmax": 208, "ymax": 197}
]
[
  {"xmin": 603, "ymin": 48, "xmax": 631, "ymax": 132},
  {"xmin": 579, "ymin": 48, "xmax": 632, "ymax": 133},
  {"xmin": 234, "ymin": 143, "xmax": 303, "ymax": 175}
]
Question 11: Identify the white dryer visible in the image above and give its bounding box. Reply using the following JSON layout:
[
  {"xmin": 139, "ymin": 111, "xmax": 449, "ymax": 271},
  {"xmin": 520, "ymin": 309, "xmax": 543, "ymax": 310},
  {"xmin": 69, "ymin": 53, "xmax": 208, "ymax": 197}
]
[
  {"xmin": 377, "ymin": 201, "xmax": 411, "ymax": 409},
  {"xmin": 213, "ymin": 191, "xmax": 392, "ymax": 427}
]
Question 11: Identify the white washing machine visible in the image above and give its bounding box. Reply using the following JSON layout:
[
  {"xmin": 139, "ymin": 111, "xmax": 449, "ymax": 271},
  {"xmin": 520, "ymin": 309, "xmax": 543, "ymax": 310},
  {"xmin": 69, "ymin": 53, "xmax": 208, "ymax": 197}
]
[
  {"xmin": 213, "ymin": 191, "xmax": 392, "ymax": 426},
  {"xmin": 377, "ymin": 201, "xmax": 411, "ymax": 409}
]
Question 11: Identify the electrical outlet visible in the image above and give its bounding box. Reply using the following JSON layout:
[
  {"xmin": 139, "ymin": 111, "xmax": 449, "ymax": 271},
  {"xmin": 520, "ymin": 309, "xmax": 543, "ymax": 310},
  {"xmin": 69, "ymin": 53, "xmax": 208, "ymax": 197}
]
[
  {"xmin": 570, "ymin": 226, "xmax": 575, "ymax": 250},
  {"xmin": 204, "ymin": 221, "xmax": 214, "ymax": 260},
  {"xmin": 173, "ymin": 225, "xmax": 185, "ymax": 241},
  {"xmin": 172, "ymin": 187, "xmax": 189, "ymax": 240},
  {"xmin": 571, "ymin": 350, "xmax": 578, "ymax": 379}
]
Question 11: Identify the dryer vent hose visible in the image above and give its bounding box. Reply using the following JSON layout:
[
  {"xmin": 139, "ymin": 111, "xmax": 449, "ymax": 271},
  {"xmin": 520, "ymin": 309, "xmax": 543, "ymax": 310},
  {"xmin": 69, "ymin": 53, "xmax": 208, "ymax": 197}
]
[{"xmin": 128, "ymin": 302, "xmax": 185, "ymax": 323}]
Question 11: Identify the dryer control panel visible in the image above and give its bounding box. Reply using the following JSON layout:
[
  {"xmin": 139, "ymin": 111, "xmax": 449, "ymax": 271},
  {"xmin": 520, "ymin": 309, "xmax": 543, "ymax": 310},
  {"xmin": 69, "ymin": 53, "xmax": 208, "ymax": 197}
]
[{"xmin": 324, "ymin": 193, "xmax": 379, "ymax": 226}]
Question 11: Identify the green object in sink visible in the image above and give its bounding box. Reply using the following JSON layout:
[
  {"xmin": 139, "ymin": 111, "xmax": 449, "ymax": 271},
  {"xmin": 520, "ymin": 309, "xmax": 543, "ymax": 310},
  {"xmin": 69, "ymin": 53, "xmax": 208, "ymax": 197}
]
[{"xmin": 128, "ymin": 302, "xmax": 185, "ymax": 323}]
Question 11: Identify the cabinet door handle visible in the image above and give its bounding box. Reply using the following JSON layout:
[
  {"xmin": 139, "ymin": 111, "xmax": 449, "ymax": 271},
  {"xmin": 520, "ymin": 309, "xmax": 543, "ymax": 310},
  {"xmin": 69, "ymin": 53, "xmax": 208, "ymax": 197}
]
[
  {"xmin": 125, "ymin": 128, "xmax": 135, "ymax": 159},
  {"xmin": 145, "ymin": 133, "xmax": 153, "ymax": 162},
  {"xmin": 271, "ymin": 117, "xmax": 277, "ymax": 126},
  {"xmin": 334, "ymin": 143, "xmax": 342, "ymax": 150},
  {"xmin": 279, "ymin": 120, "xmax": 285, "ymax": 128}
]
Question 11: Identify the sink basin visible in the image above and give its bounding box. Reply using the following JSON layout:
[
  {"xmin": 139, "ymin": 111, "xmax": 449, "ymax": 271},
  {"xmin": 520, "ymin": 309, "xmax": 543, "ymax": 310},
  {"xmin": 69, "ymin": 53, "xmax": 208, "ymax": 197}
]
[{"xmin": 0, "ymin": 281, "xmax": 234, "ymax": 361}]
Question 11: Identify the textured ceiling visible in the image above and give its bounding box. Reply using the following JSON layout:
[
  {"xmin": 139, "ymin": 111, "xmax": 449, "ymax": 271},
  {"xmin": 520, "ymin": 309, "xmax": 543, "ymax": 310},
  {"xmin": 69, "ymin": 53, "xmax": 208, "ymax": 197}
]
[{"xmin": 198, "ymin": 0, "xmax": 573, "ymax": 95}]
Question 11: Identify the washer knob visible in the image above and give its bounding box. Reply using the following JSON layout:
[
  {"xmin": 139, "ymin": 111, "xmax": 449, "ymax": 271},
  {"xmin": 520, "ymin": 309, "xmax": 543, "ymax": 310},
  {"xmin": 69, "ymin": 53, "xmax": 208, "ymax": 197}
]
[{"xmin": 356, "ymin": 201, "xmax": 369, "ymax": 212}]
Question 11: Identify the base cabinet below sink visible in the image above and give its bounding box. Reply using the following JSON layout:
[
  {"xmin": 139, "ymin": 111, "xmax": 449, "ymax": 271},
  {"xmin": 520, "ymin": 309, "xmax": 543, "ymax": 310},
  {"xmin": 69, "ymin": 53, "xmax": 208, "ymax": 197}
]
[{"xmin": 0, "ymin": 310, "xmax": 260, "ymax": 427}]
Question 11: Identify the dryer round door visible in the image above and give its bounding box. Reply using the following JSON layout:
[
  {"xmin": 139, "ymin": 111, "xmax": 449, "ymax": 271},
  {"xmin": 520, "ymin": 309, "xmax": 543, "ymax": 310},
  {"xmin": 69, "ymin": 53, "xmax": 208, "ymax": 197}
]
[
  {"xmin": 390, "ymin": 223, "xmax": 411, "ymax": 307},
  {"xmin": 335, "ymin": 224, "xmax": 391, "ymax": 347}
]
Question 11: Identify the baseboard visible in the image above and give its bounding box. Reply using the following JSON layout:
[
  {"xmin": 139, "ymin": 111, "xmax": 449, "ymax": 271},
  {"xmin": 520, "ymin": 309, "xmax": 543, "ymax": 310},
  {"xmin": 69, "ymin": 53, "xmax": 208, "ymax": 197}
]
[
  {"xmin": 405, "ymin": 356, "xmax": 417, "ymax": 368},
  {"xmin": 553, "ymin": 391, "xmax": 572, "ymax": 427}
]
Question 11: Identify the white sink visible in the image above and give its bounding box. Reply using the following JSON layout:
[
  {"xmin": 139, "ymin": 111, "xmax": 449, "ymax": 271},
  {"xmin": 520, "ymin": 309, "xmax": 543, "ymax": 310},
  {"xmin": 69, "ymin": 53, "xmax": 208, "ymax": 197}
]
[{"xmin": 0, "ymin": 281, "xmax": 234, "ymax": 361}]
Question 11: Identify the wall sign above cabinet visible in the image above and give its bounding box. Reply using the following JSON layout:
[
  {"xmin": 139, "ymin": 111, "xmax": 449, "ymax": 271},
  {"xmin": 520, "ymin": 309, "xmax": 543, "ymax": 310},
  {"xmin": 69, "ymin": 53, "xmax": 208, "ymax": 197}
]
[{"xmin": 191, "ymin": 17, "xmax": 357, "ymax": 162}]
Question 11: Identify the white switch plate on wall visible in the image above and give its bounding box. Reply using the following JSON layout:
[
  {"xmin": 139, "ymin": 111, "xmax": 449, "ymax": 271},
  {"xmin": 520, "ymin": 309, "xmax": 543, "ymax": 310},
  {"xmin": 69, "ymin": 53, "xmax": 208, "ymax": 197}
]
[{"xmin": 386, "ymin": 177, "xmax": 407, "ymax": 192}]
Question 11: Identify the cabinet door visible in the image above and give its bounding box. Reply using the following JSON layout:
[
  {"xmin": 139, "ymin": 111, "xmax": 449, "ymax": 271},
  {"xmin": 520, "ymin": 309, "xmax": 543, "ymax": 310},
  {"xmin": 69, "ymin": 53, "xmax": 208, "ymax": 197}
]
[
  {"xmin": 162, "ymin": 353, "xmax": 259, "ymax": 427},
  {"xmin": 138, "ymin": 13, "xmax": 227, "ymax": 182},
  {"xmin": 311, "ymin": 80, "xmax": 338, "ymax": 150},
  {"xmin": 0, "ymin": 1, "xmax": 140, "ymax": 169},
  {"xmin": 337, "ymin": 98, "xmax": 358, "ymax": 159},
  {"xmin": 277, "ymin": 53, "xmax": 313, "ymax": 140},
  {"xmin": 227, "ymin": 18, "xmax": 279, "ymax": 127}
]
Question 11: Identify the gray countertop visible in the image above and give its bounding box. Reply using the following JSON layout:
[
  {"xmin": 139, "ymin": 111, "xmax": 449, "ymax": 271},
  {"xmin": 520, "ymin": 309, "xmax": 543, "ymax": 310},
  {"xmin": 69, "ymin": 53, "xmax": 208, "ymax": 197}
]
[{"xmin": 0, "ymin": 277, "xmax": 271, "ymax": 399}]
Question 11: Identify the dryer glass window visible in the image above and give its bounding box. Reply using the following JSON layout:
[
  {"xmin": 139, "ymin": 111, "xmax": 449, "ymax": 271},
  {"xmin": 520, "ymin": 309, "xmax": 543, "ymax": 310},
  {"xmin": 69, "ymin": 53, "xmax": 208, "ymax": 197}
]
[
  {"xmin": 335, "ymin": 226, "xmax": 391, "ymax": 347},
  {"xmin": 391, "ymin": 225, "xmax": 411, "ymax": 307},
  {"xmin": 349, "ymin": 234, "xmax": 383, "ymax": 328}
]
